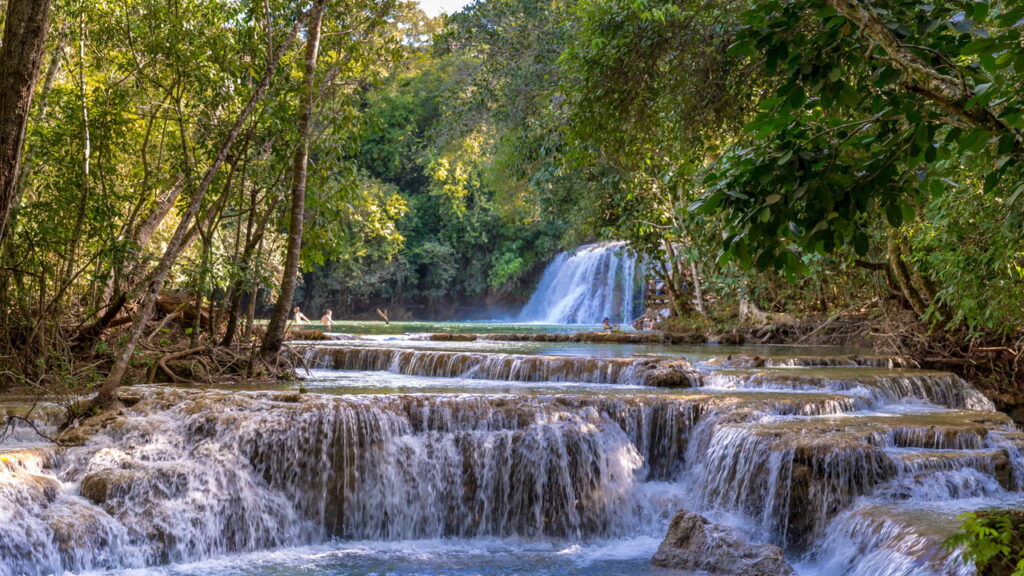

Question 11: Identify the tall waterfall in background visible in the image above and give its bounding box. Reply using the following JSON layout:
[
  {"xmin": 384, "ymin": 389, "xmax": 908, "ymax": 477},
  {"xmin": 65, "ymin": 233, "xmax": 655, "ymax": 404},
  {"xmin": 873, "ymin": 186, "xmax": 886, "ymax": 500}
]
[{"xmin": 519, "ymin": 241, "xmax": 644, "ymax": 324}]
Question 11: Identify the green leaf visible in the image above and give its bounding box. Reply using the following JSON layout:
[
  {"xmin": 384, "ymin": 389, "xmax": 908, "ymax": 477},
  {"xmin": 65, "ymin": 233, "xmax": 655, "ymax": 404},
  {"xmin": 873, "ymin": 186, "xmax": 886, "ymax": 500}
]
[
  {"xmin": 885, "ymin": 203, "xmax": 902, "ymax": 227},
  {"xmin": 853, "ymin": 232, "xmax": 869, "ymax": 256},
  {"xmin": 959, "ymin": 127, "xmax": 990, "ymax": 153},
  {"xmin": 1008, "ymin": 182, "xmax": 1024, "ymax": 206},
  {"xmin": 899, "ymin": 201, "xmax": 915, "ymax": 223}
]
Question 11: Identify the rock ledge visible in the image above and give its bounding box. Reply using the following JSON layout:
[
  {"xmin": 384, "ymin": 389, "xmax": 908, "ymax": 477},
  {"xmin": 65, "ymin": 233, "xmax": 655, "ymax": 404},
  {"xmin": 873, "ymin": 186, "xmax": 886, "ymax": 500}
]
[{"xmin": 652, "ymin": 510, "xmax": 795, "ymax": 576}]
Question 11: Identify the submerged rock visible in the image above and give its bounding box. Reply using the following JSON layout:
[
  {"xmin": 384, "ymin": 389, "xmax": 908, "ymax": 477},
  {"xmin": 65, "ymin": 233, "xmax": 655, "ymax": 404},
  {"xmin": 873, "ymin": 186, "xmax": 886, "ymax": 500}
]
[{"xmin": 652, "ymin": 510, "xmax": 795, "ymax": 576}]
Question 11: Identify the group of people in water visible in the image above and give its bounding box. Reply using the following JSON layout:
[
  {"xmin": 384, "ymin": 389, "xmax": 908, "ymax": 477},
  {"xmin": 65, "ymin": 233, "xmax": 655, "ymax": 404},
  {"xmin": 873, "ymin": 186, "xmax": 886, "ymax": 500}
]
[{"xmin": 293, "ymin": 307, "xmax": 333, "ymax": 327}]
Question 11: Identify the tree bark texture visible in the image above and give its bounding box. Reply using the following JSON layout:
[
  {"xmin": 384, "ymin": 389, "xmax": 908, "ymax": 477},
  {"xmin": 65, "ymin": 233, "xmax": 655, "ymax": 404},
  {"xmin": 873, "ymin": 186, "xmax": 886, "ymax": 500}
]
[{"xmin": 0, "ymin": 0, "xmax": 52, "ymax": 243}]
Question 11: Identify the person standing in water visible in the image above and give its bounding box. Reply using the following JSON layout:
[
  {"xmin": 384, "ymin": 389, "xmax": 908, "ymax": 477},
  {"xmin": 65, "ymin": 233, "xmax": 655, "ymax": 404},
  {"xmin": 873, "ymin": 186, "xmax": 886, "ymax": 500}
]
[
  {"xmin": 320, "ymin": 309, "xmax": 334, "ymax": 327},
  {"xmin": 602, "ymin": 317, "xmax": 616, "ymax": 331},
  {"xmin": 293, "ymin": 307, "xmax": 311, "ymax": 324}
]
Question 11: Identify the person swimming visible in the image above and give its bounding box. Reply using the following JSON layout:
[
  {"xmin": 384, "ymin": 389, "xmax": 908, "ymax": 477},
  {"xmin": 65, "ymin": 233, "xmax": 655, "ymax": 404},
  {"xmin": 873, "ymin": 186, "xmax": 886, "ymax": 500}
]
[
  {"xmin": 320, "ymin": 309, "xmax": 334, "ymax": 326},
  {"xmin": 602, "ymin": 317, "xmax": 615, "ymax": 331},
  {"xmin": 293, "ymin": 307, "xmax": 311, "ymax": 324}
]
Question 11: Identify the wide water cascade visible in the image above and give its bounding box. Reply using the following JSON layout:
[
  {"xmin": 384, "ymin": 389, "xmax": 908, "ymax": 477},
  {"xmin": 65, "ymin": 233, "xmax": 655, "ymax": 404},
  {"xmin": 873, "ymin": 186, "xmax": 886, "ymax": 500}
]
[
  {"xmin": 518, "ymin": 242, "xmax": 643, "ymax": 324},
  {"xmin": 2, "ymin": 333, "xmax": 1023, "ymax": 576}
]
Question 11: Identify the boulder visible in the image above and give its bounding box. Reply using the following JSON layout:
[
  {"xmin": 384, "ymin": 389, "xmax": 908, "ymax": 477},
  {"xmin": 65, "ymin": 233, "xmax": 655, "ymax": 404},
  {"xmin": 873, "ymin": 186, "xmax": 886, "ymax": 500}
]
[
  {"xmin": 652, "ymin": 510, "xmax": 795, "ymax": 576},
  {"xmin": 80, "ymin": 464, "xmax": 188, "ymax": 506},
  {"xmin": 57, "ymin": 408, "xmax": 124, "ymax": 447},
  {"xmin": 639, "ymin": 360, "xmax": 702, "ymax": 388},
  {"xmin": 79, "ymin": 468, "xmax": 137, "ymax": 505}
]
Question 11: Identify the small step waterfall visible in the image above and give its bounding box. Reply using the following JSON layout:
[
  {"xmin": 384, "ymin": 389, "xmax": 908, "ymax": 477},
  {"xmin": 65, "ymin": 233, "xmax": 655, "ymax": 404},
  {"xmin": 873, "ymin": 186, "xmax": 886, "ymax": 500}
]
[{"xmin": 519, "ymin": 242, "xmax": 644, "ymax": 324}]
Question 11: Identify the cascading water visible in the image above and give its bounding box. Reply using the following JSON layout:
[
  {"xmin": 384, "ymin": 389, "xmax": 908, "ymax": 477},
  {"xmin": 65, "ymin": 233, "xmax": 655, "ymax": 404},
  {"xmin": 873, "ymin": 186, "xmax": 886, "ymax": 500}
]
[
  {"xmin": 2, "ymin": 338, "xmax": 1023, "ymax": 576},
  {"xmin": 519, "ymin": 242, "xmax": 644, "ymax": 324}
]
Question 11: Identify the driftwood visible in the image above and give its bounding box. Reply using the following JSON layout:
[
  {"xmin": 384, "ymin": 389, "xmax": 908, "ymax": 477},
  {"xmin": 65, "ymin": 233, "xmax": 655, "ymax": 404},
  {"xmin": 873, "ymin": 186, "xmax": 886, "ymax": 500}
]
[
  {"xmin": 155, "ymin": 346, "xmax": 207, "ymax": 384},
  {"xmin": 155, "ymin": 292, "xmax": 216, "ymax": 329}
]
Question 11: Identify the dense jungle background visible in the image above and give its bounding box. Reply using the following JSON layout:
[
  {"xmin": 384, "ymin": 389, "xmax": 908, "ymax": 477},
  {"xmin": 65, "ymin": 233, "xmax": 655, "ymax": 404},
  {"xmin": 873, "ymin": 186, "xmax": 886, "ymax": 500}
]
[{"xmin": 0, "ymin": 0, "xmax": 1021, "ymax": 410}]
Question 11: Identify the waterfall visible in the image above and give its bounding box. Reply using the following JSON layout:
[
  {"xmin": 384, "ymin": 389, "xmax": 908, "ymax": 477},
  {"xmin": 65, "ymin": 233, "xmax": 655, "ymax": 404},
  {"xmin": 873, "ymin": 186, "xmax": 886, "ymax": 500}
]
[
  {"xmin": 304, "ymin": 345, "xmax": 704, "ymax": 387},
  {"xmin": 3, "ymin": 338, "xmax": 1024, "ymax": 576},
  {"xmin": 519, "ymin": 242, "xmax": 643, "ymax": 324},
  {"xmin": 703, "ymin": 370, "xmax": 995, "ymax": 410}
]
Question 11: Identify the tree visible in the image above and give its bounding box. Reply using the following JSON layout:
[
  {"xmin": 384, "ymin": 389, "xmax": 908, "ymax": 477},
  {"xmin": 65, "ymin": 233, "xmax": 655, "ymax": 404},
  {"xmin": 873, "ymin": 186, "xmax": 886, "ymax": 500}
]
[
  {"xmin": 262, "ymin": 0, "xmax": 328, "ymax": 355},
  {"xmin": 0, "ymin": 0, "xmax": 52, "ymax": 243},
  {"xmin": 93, "ymin": 4, "xmax": 308, "ymax": 405}
]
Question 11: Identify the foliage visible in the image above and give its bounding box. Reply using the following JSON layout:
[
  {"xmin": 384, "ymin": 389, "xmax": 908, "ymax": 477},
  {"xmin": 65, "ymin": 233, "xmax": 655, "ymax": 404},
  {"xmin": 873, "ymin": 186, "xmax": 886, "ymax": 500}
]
[
  {"xmin": 945, "ymin": 510, "xmax": 1024, "ymax": 576},
  {"xmin": 550, "ymin": 0, "xmax": 1024, "ymax": 334},
  {"xmin": 3, "ymin": 0, "xmax": 1024, "ymax": 386},
  {"xmin": 696, "ymin": 0, "xmax": 1024, "ymax": 332},
  {"xmin": 0, "ymin": 0, "xmax": 415, "ymax": 384}
]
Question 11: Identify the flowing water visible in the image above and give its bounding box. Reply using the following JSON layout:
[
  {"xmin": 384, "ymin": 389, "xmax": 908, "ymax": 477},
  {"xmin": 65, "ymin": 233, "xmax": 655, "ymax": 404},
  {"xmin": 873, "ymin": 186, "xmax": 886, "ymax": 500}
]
[
  {"xmin": 518, "ymin": 242, "xmax": 644, "ymax": 324},
  {"xmin": 1, "ymin": 327, "xmax": 1022, "ymax": 576}
]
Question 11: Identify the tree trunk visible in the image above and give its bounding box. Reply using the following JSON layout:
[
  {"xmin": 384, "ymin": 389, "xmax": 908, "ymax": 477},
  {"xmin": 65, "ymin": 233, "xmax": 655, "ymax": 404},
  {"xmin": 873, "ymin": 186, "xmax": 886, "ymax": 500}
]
[
  {"xmin": 0, "ymin": 0, "xmax": 52, "ymax": 243},
  {"xmin": 71, "ymin": 175, "xmax": 185, "ymax": 351},
  {"xmin": 658, "ymin": 240, "xmax": 693, "ymax": 319},
  {"xmin": 689, "ymin": 258, "xmax": 705, "ymax": 317},
  {"xmin": 91, "ymin": 13, "xmax": 306, "ymax": 407},
  {"xmin": 63, "ymin": 12, "xmax": 91, "ymax": 291},
  {"xmin": 221, "ymin": 279, "xmax": 244, "ymax": 347},
  {"xmin": 244, "ymin": 285, "xmax": 259, "ymax": 340},
  {"xmin": 262, "ymin": 0, "xmax": 326, "ymax": 355},
  {"xmin": 887, "ymin": 235, "xmax": 927, "ymax": 316}
]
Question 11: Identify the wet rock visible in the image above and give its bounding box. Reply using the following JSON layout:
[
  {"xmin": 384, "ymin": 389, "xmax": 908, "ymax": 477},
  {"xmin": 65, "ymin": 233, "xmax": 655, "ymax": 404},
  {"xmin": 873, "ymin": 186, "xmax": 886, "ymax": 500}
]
[
  {"xmin": 80, "ymin": 468, "xmax": 136, "ymax": 505},
  {"xmin": 639, "ymin": 360, "xmax": 702, "ymax": 388},
  {"xmin": 80, "ymin": 465, "xmax": 188, "ymax": 507},
  {"xmin": 117, "ymin": 392, "xmax": 143, "ymax": 406},
  {"xmin": 1, "ymin": 469, "xmax": 62, "ymax": 504},
  {"xmin": 420, "ymin": 333, "xmax": 477, "ymax": 341},
  {"xmin": 652, "ymin": 510, "xmax": 795, "ymax": 576},
  {"xmin": 57, "ymin": 408, "xmax": 124, "ymax": 447},
  {"xmin": 271, "ymin": 392, "xmax": 304, "ymax": 403},
  {"xmin": 44, "ymin": 499, "xmax": 116, "ymax": 553}
]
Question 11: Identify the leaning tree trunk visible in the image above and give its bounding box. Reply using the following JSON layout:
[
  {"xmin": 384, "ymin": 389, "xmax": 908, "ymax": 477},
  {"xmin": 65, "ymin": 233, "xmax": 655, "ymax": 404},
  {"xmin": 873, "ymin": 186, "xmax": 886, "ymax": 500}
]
[
  {"xmin": 0, "ymin": 0, "xmax": 52, "ymax": 244},
  {"xmin": 262, "ymin": 0, "xmax": 326, "ymax": 355},
  {"xmin": 826, "ymin": 0, "xmax": 1020, "ymax": 141}
]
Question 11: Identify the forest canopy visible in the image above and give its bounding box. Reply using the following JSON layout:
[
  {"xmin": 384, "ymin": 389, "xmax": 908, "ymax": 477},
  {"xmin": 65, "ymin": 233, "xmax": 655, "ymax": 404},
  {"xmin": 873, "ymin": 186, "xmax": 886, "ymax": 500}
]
[{"xmin": 0, "ymin": 0, "xmax": 1022, "ymax": 395}]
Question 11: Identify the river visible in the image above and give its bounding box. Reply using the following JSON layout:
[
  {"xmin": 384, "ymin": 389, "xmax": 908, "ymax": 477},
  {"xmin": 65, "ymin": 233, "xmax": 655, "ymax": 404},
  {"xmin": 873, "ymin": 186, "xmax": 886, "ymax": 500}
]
[{"xmin": 1, "ymin": 324, "xmax": 1022, "ymax": 576}]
